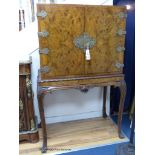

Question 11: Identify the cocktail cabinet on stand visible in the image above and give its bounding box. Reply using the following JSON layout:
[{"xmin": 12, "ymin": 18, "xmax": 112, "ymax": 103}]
[{"xmin": 37, "ymin": 4, "xmax": 127, "ymax": 153}]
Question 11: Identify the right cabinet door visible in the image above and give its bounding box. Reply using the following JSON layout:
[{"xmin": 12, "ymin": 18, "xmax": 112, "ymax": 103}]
[{"xmin": 84, "ymin": 6, "xmax": 127, "ymax": 75}]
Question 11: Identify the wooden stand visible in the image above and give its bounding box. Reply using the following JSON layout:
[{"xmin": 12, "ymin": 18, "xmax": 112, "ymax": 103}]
[{"xmin": 37, "ymin": 76, "xmax": 126, "ymax": 153}]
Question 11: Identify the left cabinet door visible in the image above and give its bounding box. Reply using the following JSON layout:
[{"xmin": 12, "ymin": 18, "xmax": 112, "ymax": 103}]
[{"xmin": 37, "ymin": 4, "xmax": 85, "ymax": 80}]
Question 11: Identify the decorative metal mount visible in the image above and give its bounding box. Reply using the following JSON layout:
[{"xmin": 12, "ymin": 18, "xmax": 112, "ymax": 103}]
[
  {"xmin": 117, "ymin": 12, "xmax": 127, "ymax": 19},
  {"xmin": 73, "ymin": 33, "xmax": 96, "ymax": 51},
  {"xmin": 115, "ymin": 62, "xmax": 124, "ymax": 69},
  {"xmin": 40, "ymin": 66, "xmax": 49, "ymax": 73},
  {"xmin": 117, "ymin": 29, "xmax": 126, "ymax": 36},
  {"xmin": 116, "ymin": 46, "xmax": 125, "ymax": 52},
  {"xmin": 19, "ymin": 98, "xmax": 23, "ymax": 110},
  {"xmin": 26, "ymin": 75, "xmax": 32, "ymax": 98},
  {"xmin": 39, "ymin": 48, "xmax": 49, "ymax": 54},
  {"xmin": 38, "ymin": 31, "xmax": 49, "ymax": 37},
  {"xmin": 37, "ymin": 10, "xmax": 47, "ymax": 19},
  {"xmin": 31, "ymin": 119, "xmax": 35, "ymax": 131}
]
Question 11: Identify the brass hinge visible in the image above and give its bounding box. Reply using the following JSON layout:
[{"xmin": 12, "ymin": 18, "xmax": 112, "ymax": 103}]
[
  {"xmin": 116, "ymin": 46, "xmax": 125, "ymax": 52},
  {"xmin": 115, "ymin": 62, "xmax": 124, "ymax": 69},
  {"xmin": 117, "ymin": 12, "xmax": 127, "ymax": 19},
  {"xmin": 117, "ymin": 29, "xmax": 126, "ymax": 36},
  {"xmin": 40, "ymin": 66, "xmax": 49, "ymax": 73},
  {"xmin": 39, "ymin": 48, "xmax": 49, "ymax": 54},
  {"xmin": 38, "ymin": 31, "xmax": 49, "ymax": 37},
  {"xmin": 37, "ymin": 10, "xmax": 47, "ymax": 19}
]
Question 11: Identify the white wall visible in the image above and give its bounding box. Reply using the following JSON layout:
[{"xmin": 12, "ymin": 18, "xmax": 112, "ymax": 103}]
[
  {"xmin": 19, "ymin": 0, "xmax": 113, "ymax": 124},
  {"xmin": 56, "ymin": 0, "xmax": 112, "ymax": 5}
]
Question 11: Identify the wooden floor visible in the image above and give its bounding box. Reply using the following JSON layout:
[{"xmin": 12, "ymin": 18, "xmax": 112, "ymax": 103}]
[{"xmin": 19, "ymin": 117, "xmax": 128, "ymax": 155}]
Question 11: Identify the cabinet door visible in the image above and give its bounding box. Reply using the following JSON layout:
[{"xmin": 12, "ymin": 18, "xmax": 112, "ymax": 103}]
[
  {"xmin": 37, "ymin": 4, "xmax": 85, "ymax": 80},
  {"xmin": 84, "ymin": 6, "xmax": 126, "ymax": 75}
]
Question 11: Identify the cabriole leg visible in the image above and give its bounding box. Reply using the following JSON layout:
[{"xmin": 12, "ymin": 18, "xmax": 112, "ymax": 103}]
[
  {"xmin": 38, "ymin": 93, "xmax": 47, "ymax": 153},
  {"xmin": 117, "ymin": 80, "xmax": 127, "ymax": 139}
]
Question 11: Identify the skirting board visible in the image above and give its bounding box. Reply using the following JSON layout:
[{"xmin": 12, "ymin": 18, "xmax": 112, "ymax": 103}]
[{"xmin": 45, "ymin": 110, "xmax": 103, "ymax": 124}]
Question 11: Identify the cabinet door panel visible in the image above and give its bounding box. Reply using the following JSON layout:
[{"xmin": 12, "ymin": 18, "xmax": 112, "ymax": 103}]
[
  {"xmin": 37, "ymin": 5, "xmax": 85, "ymax": 80},
  {"xmin": 84, "ymin": 6, "xmax": 126, "ymax": 75}
]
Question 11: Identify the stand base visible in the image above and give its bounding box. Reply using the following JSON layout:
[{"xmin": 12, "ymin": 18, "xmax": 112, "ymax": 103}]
[
  {"xmin": 116, "ymin": 143, "xmax": 135, "ymax": 155},
  {"xmin": 41, "ymin": 145, "xmax": 47, "ymax": 153}
]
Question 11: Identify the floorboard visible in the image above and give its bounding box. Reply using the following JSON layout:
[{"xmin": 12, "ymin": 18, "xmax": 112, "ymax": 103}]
[{"xmin": 19, "ymin": 117, "xmax": 128, "ymax": 155}]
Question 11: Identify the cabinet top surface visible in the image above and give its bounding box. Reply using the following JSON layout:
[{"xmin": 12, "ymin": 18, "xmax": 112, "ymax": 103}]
[{"xmin": 37, "ymin": 3, "xmax": 126, "ymax": 8}]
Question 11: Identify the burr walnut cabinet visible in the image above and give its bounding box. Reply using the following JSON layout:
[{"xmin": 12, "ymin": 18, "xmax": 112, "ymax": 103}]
[
  {"xmin": 37, "ymin": 4, "xmax": 127, "ymax": 153},
  {"xmin": 19, "ymin": 60, "xmax": 39, "ymax": 143}
]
